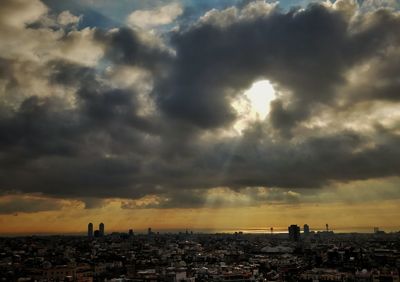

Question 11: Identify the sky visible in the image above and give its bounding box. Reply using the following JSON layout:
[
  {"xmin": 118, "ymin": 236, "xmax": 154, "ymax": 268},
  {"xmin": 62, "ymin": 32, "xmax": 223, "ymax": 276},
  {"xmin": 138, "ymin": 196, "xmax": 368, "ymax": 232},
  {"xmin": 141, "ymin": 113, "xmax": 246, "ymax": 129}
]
[{"xmin": 1, "ymin": 0, "xmax": 400, "ymax": 235}]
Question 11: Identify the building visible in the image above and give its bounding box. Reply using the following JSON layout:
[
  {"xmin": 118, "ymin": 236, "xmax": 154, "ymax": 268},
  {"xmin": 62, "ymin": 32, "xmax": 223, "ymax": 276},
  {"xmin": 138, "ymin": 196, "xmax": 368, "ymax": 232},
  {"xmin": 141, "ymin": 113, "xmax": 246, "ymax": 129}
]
[
  {"xmin": 75, "ymin": 263, "xmax": 93, "ymax": 282},
  {"xmin": 99, "ymin": 223, "xmax": 104, "ymax": 237},
  {"xmin": 148, "ymin": 227, "xmax": 153, "ymax": 235},
  {"xmin": 40, "ymin": 265, "xmax": 76, "ymax": 281},
  {"xmin": 88, "ymin": 223, "xmax": 93, "ymax": 238},
  {"xmin": 304, "ymin": 224, "xmax": 310, "ymax": 236},
  {"xmin": 288, "ymin": 225, "xmax": 300, "ymax": 241}
]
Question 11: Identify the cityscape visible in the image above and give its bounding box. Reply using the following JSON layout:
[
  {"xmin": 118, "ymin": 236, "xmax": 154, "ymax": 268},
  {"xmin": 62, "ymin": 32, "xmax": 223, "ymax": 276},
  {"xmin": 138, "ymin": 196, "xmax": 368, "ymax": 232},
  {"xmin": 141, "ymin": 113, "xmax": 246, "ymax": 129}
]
[
  {"xmin": 2, "ymin": 0, "xmax": 400, "ymax": 281},
  {"xmin": 2, "ymin": 223, "xmax": 400, "ymax": 281}
]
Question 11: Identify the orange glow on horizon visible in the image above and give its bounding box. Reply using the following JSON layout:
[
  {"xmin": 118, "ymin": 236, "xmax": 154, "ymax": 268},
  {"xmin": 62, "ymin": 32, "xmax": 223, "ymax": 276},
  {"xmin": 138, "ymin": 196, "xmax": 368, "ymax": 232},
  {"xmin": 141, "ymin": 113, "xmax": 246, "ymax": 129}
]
[{"xmin": 1, "ymin": 199, "xmax": 400, "ymax": 235}]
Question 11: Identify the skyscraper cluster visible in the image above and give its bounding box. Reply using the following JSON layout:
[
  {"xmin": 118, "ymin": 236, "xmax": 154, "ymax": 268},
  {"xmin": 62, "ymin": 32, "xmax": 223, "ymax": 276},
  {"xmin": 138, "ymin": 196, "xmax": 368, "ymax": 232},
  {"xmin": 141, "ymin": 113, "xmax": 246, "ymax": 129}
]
[
  {"xmin": 288, "ymin": 224, "xmax": 312, "ymax": 241},
  {"xmin": 88, "ymin": 222, "xmax": 105, "ymax": 238}
]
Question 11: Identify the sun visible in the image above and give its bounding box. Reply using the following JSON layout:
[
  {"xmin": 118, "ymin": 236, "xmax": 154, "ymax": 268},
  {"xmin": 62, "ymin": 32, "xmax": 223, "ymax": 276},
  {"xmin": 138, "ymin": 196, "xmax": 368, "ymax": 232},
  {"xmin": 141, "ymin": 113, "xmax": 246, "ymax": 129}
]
[
  {"xmin": 244, "ymin": 80, "xmax": 276, "ymax": 119},
  {"xmin": 232, "ymin": 79, "xmax": 277, "ymax": 133}
]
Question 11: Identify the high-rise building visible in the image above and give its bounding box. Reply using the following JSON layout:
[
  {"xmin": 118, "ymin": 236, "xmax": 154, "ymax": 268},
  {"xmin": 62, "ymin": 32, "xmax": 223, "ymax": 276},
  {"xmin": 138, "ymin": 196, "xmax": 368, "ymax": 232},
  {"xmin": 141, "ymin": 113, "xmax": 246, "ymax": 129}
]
[
  {"xmin": 304, "ymin": 224, "xmax": 310, "ymax": 236},
  {"xmin": 288, "ymin": 224, "xmax": 300, "ymax": 241},
  {"xmin": 99, "ymin": 223, "xmax": 105, "ymax": 237},
  {"xmin": 129, "ymin": 229, "xmax": 134, "ymax": 236},
  {"xmin": 148, "ymin": 227, "xmax": 152, "ymax": 235},
  {"xmin": 88, "ymin": 223, "xmax": 93, "ymax": 237}
]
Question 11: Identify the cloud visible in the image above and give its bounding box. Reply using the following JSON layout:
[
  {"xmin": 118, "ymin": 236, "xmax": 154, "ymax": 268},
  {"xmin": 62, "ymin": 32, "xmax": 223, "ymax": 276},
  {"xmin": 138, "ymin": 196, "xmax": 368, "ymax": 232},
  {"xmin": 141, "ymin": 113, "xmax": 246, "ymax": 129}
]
[
  {"xmin": 156, "ymin": 3, "xmax": 350, "ymax": 130},
  {"xmin": 121, "ymin": 187, "xmax": 303, "ymax": 209},
  {"xmin": 157, "ymin": 2, "xmax": 400, "ymax": 135},
  {"xmin": 127, "ymin": 3, "xmax": 183, "ymax": 29},
  {"xmin": 0, "ymin": 195, "xmax": 66, "ymax": 214},
  {"xmin": 1, "ymin": 0, "xmax": 400, "ymax": 211},
  {"xmin": 93, "ymin": 27, "xmax": 173, "ymax": 71},
  {"xmin": 359, "ymin": 0, "xmax": 399, "ymax": 11},
  {"xmin": 0, "ymin": 0, "xmax": 47, "ymax": 29},
  {"xmin": 57, "ymin": 10, "xmax": 81, "ymax": 26}
]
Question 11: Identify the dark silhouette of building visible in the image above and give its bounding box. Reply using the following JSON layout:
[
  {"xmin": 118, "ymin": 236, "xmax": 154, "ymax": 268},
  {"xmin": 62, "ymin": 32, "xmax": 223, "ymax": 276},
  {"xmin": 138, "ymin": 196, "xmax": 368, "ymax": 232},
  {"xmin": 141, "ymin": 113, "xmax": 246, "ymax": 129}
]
[
  {"xmin": 99, "ymin": 223, "xmax": 104, "ymax": 237},
  {"xmin": 88, "ymin": 223, "xmax": 93, "ymax": 238},
  {"xmin": 304, "ymin": 224, "xmax": 310, "ymax": 236},
  {"xmin": 288, "ymin": 224, "xmax": 300, "ymax": 241},
  {"xmin": 148, "ymin": 227, "xmax": 153, "ymax": 235},
  {"xmin": 129, "ymin": 229, "xmax": 134, "ymax": 236},
  {"xmin": 94, "ymin": 230, "xmax": 100, "ymax": 237}
]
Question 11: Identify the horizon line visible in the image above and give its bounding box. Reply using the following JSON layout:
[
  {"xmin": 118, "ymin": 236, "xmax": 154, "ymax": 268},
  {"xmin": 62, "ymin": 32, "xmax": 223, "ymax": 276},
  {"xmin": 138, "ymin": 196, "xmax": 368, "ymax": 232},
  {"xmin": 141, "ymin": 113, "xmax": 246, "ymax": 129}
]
[{"xmin": 1, "ymin": 225, "xmax": 399, "ymax": 237}]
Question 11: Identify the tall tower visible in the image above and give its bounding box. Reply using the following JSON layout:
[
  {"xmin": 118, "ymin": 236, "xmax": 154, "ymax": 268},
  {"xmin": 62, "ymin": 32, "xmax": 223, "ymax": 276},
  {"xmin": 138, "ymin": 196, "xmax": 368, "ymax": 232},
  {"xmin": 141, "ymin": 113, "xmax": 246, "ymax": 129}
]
[
  {"xmin": 288, "ymin": 224, "xmax": 300, "ymax": 241},
  {"xmin": 99, "ymin": 222, "xmax": 105, "ymax": 237},
  {"xmin": 304, "ymin": 224, "xmax": 310, "ymax": 236},
  {"xmin": 88, "ymin": 223, "xmax": 93, "ymax": 238}
]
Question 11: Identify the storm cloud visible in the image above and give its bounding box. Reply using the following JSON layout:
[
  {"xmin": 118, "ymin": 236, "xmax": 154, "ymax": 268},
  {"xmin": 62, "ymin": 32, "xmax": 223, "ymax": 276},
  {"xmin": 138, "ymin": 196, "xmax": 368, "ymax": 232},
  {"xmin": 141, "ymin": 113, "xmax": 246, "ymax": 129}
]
[{"xmin": 1, "ymin": 0, "xmax": 400, "ymax": 212}]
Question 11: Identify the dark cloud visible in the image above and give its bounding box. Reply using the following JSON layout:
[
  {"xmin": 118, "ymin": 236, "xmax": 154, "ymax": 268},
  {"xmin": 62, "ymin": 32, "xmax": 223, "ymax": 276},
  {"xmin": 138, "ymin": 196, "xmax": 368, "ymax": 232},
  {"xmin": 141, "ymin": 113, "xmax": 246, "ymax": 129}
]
[
  {"xmin": 49, "ymin": 60, "xmax": 96, "ymax": 86},
  {"xmin": 0, "ymin": 195, "xmax": 65, "ymax": 214},
  {"xmin": 1, "ymin": 0, "xmax": 400, "ymax": 212},
  {"xmin": 49, "ymin": 60, "xmax": 158, "ymax": 133},
  {"xmin": 0, "ymin": 96, "xmax": 83, "ymax": 162},
  {"xmin": 94, "ymin": 27, "xmax": 172, "ymax": 72},
  {"xmin": 163, "ymin": 127, "xmax": 400, "ymax": 190},
  {"xmin": 157, "ymin": 4, "xmax": 350, "ymax": 130},
  {"xmin": 157, "ymin": 3, "xmax": 400, "ymax": 134}
]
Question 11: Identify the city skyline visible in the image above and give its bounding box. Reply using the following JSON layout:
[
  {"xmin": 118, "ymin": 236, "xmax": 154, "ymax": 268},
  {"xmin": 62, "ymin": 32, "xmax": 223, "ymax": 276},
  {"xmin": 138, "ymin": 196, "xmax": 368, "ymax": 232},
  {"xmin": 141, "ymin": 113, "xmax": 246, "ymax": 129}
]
[
  {"xmin": 2, "ymin": 228, "xmax": 400, "ymax": 281},
  {"xmin": 1, "ymin": 0, "xmax": 400, "ymax": 235},
  {"xmin": 2, "ymin": 221, "xmax": 398, "ymax": 236}
]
